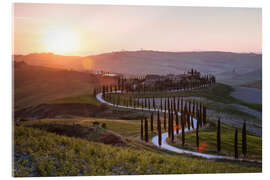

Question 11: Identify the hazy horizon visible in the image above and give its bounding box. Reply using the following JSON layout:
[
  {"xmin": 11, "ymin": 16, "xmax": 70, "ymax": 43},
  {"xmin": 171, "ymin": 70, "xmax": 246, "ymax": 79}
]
[
  {"xmin": 13, "ymin": 49, "xmax": 262, "ymax": 57},
  {"xmin": 14, "ymin": 3, "xmax": 262, "ymax": 56}
]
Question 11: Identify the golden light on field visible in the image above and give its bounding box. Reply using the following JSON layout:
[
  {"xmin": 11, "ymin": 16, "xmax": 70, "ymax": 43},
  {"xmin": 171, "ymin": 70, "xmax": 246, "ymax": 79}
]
[{"xmin": 42, "ymin": 27, "xmax": 80, "ymax": 54}]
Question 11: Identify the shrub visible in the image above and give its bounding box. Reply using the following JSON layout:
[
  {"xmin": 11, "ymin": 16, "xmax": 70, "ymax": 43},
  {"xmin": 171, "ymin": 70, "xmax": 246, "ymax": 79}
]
[
  {"xmin": 92, "ymin": 121, "xmax": 100, "ymax": 127},
  {"xmin": 101, "ymin": 123, "xmax": 107, "ymax": 129}
]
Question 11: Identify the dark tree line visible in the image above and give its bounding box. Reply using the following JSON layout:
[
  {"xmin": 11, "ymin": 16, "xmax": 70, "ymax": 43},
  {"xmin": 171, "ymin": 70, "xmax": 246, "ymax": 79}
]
[{"xmin": 93, "ymin": 69, "xmax": 216, "ymax": 98}]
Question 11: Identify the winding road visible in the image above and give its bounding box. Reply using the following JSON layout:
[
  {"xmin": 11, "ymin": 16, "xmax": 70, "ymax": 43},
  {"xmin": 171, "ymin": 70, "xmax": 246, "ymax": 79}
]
[{"xmin": 96, "ymin": 92, "xmax": 260, "ymax": 163}]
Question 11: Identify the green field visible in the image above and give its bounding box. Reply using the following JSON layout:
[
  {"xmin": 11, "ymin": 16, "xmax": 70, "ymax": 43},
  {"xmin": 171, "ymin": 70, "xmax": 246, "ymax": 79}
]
[
  {"xmin": 14, "ymin": 64, "xmax": 117, "ymax": 110},
  {"xmin": 48, "ymin": 94, "xmax": 102, "ymax": 106},
  {"xmin": 170, "ymin": 122, "xmax": 262, "ymax": 160},
  {"xmin": 21, "ymin": 118, "xmax": 141, "ymax": 137},
  {"xmin": 126, "ymin": 83, "xmax": 261, "ymax": 112}
]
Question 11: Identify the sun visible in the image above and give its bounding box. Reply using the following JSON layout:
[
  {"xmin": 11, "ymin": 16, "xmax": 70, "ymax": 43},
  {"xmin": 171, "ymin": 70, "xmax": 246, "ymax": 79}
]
[{"xmin": 43, "ymin": 27, "xmax": 79, "ymax": 54}]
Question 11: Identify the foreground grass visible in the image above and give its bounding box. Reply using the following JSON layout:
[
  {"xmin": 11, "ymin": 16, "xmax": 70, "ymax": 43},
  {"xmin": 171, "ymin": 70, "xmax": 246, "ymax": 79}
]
[
  {"xmin": 14, "ymin": 126, "xmax": 261, "ymax": 176},
  {"xmin": 172, "ymin": 123, "xmax": 262, "ymax": 160}
]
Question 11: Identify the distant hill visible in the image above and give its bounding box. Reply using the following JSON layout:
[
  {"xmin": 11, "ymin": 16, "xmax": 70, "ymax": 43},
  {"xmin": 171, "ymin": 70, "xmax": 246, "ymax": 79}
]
[
  {"xmin": 14, "ymin": 51, "xmax": 262, "ymax": 84},
  {"xmin": 217, "ymin": 68, "xmax": 262, "ymax": 85},
  {"xmin": 13, "ymin": 53, "xmax": 85, "ymax": 70}
]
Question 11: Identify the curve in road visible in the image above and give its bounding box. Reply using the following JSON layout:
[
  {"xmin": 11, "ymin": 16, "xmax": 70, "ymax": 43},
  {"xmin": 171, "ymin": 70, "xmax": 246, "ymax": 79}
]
[{"xmin": 96, "ymin": 92, "xmax": 260, "ymax": 163}]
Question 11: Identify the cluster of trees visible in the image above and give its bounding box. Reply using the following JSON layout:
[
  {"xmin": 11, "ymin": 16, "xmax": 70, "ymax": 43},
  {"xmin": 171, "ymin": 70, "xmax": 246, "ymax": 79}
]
[
  {"xmin": 140, "ymin": 111, "xmax": 247, "ymax": 159},
  {"xmin": 217, "ymin": 118, "xmax": 247, "ymax": 159},
  {"xmin": 139, "ymin": 97, "xmax": 207, "ymax": 148},
  {"xmin": 140, "ymin": 111, "xmax": 162, "ymax": 146},
  {"xmin": 92, "ymin": 70, "xmax": 216, "ymax": 96}
]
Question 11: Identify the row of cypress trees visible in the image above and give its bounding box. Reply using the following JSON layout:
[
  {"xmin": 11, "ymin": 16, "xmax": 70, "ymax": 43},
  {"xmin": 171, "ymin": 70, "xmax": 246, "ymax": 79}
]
[
  {"xmin": 217, "ymin": 118, "xmax": 247, "ymax": 159},
  {"xmin": 140, "ymin": 111, "xmax": 162, "ymax": 146},
  {"xmin": 234, "ymin": 121, "xmax": 247, "ymax": 159},
  {"xmin": 103, "ymin": 92, "xmax": 207, "ymax": 128},
  {"xmin": 139, "ymin": 98, "xmax": 207, "ymax": 147},
  {"xmin": 140, "ymin": 109, "xmax": 247, "ymax": 159},
  {"xmin": 93, "ymin": 71, "xmax": 216, "ymax": 97}
]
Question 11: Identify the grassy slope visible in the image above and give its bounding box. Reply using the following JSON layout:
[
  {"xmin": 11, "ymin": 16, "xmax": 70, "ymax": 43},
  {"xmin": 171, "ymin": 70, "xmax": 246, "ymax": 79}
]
[
  {"xmin": 171, "ymin": 122, "xmax": 262, "ymax": 160},
  {"xmin": 48, "ymin": 94, "xmax": 101, "ymax": 106},
  {"xmin": 14, "ymin": 64, "xmax": 117, "ymax": 111},
  {"xmin": 107, "ymin": 83, "xmax": 261, "ymax": 123},
  {"xmin": 19, "ymin": 117, "xmax": 169, "ymax": 139},
  {"xmin": 47, "ymin": 93, "xmax": 152, "ymax": 121},
  {"xmin": 130, "ymin": 83, "xmax": 261, "ymax": 112},
  {"xmin": 21, "ymin": 118, "xmax": 141, "ymax": 138},
  {"xmin": 14, "ymin": 65, "xmax": 95, "ymax": 110},
  {"xmin": 14, "ymin": 126, "xmax": 261, "ymax": 176}
]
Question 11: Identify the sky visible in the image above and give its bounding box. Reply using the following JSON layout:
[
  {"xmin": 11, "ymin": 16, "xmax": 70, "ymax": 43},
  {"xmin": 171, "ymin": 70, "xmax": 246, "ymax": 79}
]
[{"xmin": 13, "ymin": 3, "xmax": 262, "ymax": 56}]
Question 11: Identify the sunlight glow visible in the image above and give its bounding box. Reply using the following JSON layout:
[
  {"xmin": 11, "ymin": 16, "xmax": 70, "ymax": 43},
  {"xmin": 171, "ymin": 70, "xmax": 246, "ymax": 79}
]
[
  {"xmin": 42, "ymin": 27, "xmax": 80, "ymax": 54},
  {"xmin": 82, "ymin": 57, "xmax": 94, "ymax": 70}
]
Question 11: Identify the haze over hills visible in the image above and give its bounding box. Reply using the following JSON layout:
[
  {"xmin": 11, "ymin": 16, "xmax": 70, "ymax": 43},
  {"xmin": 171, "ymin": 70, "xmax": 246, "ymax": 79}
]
[{"xmin": 13, "ymin": 51, "xmax": 262, "ymax": 85}]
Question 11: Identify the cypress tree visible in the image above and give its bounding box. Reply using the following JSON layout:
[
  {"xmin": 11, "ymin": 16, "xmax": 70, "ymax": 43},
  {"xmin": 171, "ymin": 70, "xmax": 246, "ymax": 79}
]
[
  {"xmin": 177, "ymin": 97, "xmax": 180, "ymax": 111},
  {"xmin": 150, "ymin": 113, "xmax": 154, "ymax": 133},
  {"xmin": 203, "ymin": 106, "xmax": 207, "ymax": 125},
  {"xmin": 181, "ymin": 98, "xmax": 183, "ymax": 113},
  {"xmin": 196, "ymin": 119, "xmax": 199, "ymax": 151},
  {"xmin": 141, "ymin": 98, "xmax": 144, "ymax": 111},
  {"xmin": 175, "ymin": 110, "xmax": 179, "ymax": 134},
  {"xmin": 133, "ymin": 96, "xmax": 136, "ymax": 108},
  {"xmin": 168, "ymin": 108, "xmax": 171, "ymax": 138},
  {"xmin": 188, "ymin": 101, "xmax": 191, "ymax": 114},
  {"xmin": 196, "ymin": 107, "xmax": 200, "ymax": 128},
  {"xmin": 181, "ymin": 113, "xmax": 185, "ymax": 146},
  {"xmin": 160, "ymin": 98, "xmax": 163, "ymax": 111},
  {"xmin": 191, "ymin": 116, "xmax": 194, "ymax": 129},
  {"xmin": 164, "ymin": 100, "xmax": 167, "ymax": 130},
  {"xmin": 187, "ymin": 113, "xmax": 190, "ymax": 130},
  {"xmin": 171, "ymin": 110, "xmax": 174, "ymax": 142},
  {"xmin": 140, "ymin": 118, "xmax": 144, "ymax": 140},
  {"xmin": 234, "ymin": 128, "xmax": 238, "ymax": 159},
  {"xmin": 148, "ymin": 98, "xmax": 151, "ymax": 111},
  {"xmin": 173, "ymin": 96, "xmax": 176, "ymax": 110},
  {"xmin": 145, "ymin": 117, "xmax": 148, "ymax": 142},
  {"xmin": 153, "ymin": 97, "xmax": 156, "ymax": 109},
  {"xmin": 192, "ymin": 100, "xmax": 195, "ymax": 116},
  {"xmin": 157, "ymin": 110, "xmax": 162, "ymax": 146},
  {"xmin": 184, "ymin": 103, "xmax": 188, "ymax": 127},
  {"xmin": 217, "ymin": 118, "xmax": 221, "ymax": 152},
  {"xmin": 242, "ymin": 120, "xmax": 247, "ymax": 157},
  {"xmin": 199, "ymin": 103, "xmax": 203, "ymax": 127},
  {"xmin": 144, "ymin": 97, "xmax": 147, "ymax": 109}
]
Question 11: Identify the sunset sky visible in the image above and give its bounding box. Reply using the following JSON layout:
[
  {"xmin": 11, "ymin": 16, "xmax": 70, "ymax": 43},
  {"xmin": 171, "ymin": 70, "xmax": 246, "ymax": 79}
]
[{"xmin": 13, "ymin": 3, "xmax": 262, "ymax": 56}]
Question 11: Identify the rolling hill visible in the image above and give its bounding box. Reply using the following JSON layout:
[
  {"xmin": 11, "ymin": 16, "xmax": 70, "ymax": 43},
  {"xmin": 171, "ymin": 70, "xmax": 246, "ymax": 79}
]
[
  {"xmin": 13, "ymin": 62, "xmax": 117, "ymax": 110},
  {"xmin": 14, "ymin": 51, "xmax": 262, "ymax": 83}
]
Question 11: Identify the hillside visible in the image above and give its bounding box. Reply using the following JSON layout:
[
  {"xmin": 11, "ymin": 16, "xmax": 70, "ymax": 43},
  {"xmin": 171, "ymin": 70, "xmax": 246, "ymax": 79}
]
[
  {"xmin": 14, "ymin": 126, "xmax": 260, "ymax": 176},
  {"xmin": 13, "ymin": 63, "xmax": 117, "ymax": 110},
  {"xmin": 13, "ymin": 51, "xmax": 262, "ymax": 85}
]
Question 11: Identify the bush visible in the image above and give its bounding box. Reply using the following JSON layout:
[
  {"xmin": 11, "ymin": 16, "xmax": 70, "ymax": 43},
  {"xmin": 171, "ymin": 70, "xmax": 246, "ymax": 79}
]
[
  {"xmin": 101, "ymin": 123, "xmax": 107, "ymax": 129},
  {"xmin": 92, "ymin": 121, "xmax": 100, "ymax": 127}
]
